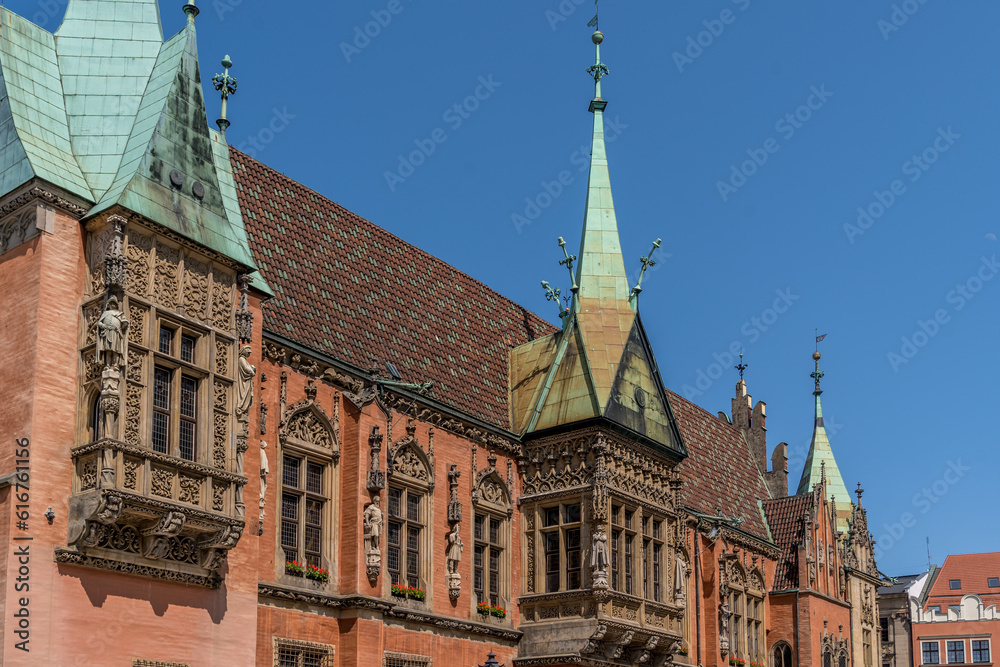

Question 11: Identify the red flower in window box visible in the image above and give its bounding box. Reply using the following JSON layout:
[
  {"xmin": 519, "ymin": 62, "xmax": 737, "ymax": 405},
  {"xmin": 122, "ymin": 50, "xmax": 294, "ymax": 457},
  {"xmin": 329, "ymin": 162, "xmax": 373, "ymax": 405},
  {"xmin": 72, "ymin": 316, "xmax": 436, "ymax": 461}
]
[
  {"xmin": 284, "ymin": 560, "xmax": 304, "ymax": 576},
  {"xmin": 728, "ymin": 658, "xmax": 746, "ymax": 666},
  {"xmin": 305, "ymin": 564, "xmax": 329, "ymax": 582}
]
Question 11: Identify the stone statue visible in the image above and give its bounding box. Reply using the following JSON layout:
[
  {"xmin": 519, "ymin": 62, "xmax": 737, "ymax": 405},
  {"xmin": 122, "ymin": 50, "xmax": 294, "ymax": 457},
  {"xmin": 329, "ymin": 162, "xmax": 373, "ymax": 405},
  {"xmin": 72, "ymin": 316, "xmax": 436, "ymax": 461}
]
[
  {"xmin": 236, "ymin": 345, "xmax": 255, "ymax": 420},
  {"xmin": 259, "ymin": 440, "xmax": 269, "ymax": 510},
  {"xmin": 363, "ymin": 496, "xmax": 382, "ymax": 553},
  {"xmin": 591, "ymin": 524, "xmax": 609, "ymax": 588},
  {"xmin": 674, "ymin": 552, "xmax": 688, "ymax": 604},
  {"xmin": 719, "ymin": 597, "xmax": 731, "ymax": 651},
  {"xmin": 96, "ymin": 296, "xmax": 128, "ymax": 367},
  {"xmin": 446, "ymin": 523, "xmax": 463, "ymax": 574}
]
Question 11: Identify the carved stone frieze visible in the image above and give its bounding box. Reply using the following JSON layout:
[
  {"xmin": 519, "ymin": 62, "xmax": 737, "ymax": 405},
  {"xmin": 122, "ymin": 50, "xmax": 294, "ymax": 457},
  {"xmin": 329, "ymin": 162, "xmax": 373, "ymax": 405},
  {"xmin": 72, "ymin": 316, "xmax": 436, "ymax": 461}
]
[
  {"xmin": 125, "ymin": 230, "xmax": 153, "ymax": 296},
  {"xmin": 387, "ymin": 420, "xmax": 433, "ymax": 486},
  {"xmin": 182, "ymin": 257, "xmax": 210, "ymax": 320},
  {"xmin": 153, "ymin": 241, "xmax": 179, "ymax": 309},
  {"xmin": 55, "ymin": 548, "xmax": 221, "ymax": 588},
  {"xmin": 0, "ymin": 204, "xmax": 38, "ymax": 255},
  {"xmin": 212, "ymin": 271, "xmax": 235, "ymax": 330}
]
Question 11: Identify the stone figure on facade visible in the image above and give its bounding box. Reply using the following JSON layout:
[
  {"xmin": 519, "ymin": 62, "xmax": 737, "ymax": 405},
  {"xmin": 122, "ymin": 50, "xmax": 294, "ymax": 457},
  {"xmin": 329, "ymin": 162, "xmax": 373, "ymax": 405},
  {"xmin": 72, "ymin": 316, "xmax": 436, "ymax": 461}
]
[
  {"xmin": 674, "ymin": 551, "xmax": 688, "ymax": 604},
  {"xmin": 96, "ymin": 296, "xmax": 128, "ymax": 368},
  {"xmin": 591, "ymin": 524, "xmax": 609, "ymax": 588},
  {"xmin": 260, "ymin": 440, "xmax": 269, "ymax": 510},
  {"xmin": 236, "ymin": 345, "xmax": 255, "ymax": 421},
  {"xmin": 719, "ymin": 596, "xmax": 731, "ymax": 652},
  {"xmin": 447, "ymin": 523, "xmax": 463, "ymax": 574},
  {"xmin": 363, "ymin": 496, "xmax": 383, "ymax": 553}
]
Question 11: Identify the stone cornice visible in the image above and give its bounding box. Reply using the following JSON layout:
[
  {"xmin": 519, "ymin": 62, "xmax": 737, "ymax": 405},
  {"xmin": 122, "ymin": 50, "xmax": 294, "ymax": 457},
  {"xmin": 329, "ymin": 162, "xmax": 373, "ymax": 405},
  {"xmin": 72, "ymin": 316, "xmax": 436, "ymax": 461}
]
[
  {"xmin": 72, "ymin": 439, "xmax": 248, "ymax": 486},
  {"xmin": 55, "ymin": 547, "xmax": 221, "ymax": 588},
  {"xmin": 0, "ymin": 182, "xmax": 90, "ymax": 219},
  {"xmin": 258, "ymin": 583, "xmax": 522, "ymax": 642}
]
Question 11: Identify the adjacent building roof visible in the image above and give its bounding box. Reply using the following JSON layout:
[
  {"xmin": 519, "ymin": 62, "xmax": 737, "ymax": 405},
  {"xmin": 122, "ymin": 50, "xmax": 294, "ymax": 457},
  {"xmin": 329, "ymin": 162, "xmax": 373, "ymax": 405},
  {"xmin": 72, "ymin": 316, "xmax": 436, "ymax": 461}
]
[
  {"xmin": 670, "ymin": 389, "xmax": 773, "ymax": 541},
  {"xmin": 229, "ymin": 148, "xmax": 556, "ymax": 429},
  {"xmin": 878, "ymin": 573, "xmax": 923, "ymax": 597},
  {"xmin": 761, "ymin": 494, "xmax": 811, "ymax": 590},
  {"xmin": 923, "ymin": 552, "xmax": 1000, "ymax": 612},
  {"xmin": 0, "ymin": 0, "xmax": 256, "ymax": 270}
]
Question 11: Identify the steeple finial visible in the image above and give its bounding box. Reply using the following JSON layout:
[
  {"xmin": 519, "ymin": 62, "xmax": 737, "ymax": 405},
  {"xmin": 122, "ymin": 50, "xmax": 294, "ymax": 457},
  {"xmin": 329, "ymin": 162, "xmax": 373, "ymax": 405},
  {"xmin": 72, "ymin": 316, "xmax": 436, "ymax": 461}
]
[
  {"xmin": 855, "ymin": 482, "xmax": 864, "ymax": 506},
  {"xmin": 735, "ymin": 350, "xmax": 748, "ymax": 380},
  {"xmin": 183, "ymin": 0, "xmax": 199, "ymax": 22},
  {"xmin": 213, "ymin": 55, "xmax": 237, "ymax": 134},
  {"xmin": 586, "ymin": 27, "xmax": 610, "ymax": 113},
  {"xmin": 628, "ymin": 238, "xmax": 662, "ymax": 308},
  {"xmin": 557, "ymin": 237, "xmax": 579, "ymax": 294},
  {"xmin": 811, "ymin": 330, "xmax": 826, "ymax": 395}
]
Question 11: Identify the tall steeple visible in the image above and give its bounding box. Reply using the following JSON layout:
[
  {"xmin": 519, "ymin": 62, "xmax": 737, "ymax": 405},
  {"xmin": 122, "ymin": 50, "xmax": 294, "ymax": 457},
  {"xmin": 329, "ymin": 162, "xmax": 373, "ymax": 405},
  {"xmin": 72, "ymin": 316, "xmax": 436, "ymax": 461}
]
[
  {"xmin": 796, "ymin": 350, "xmax": 852, "ymax": 536},
  {"xmin": 507, "ymin": 21, "xmax": 685, "ymax": 459}
]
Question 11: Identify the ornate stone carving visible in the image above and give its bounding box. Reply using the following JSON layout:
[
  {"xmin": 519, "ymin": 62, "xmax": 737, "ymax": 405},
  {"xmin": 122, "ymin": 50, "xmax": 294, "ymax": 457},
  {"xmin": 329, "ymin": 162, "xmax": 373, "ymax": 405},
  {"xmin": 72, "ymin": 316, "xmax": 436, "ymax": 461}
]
[
  {"xmin": 153, "ymin": 241, "xmax": 179, "ymax": 309},
  {"xmin": 198, "ymin": 524, "xmax": 242, "ymax": 571},
  {"xmin": 674, "ymin": 551, "xmax": 688, "ymax": 605},
  {"xmin": 84, "ymin": 303, "xmax": 101, "ymax": 346},
  {"xmin": 447, "ymin": 464, "xmax": 462, "ymax": 523},
  {"xmin": 126, "ymin": 349, "xmax": 145, "ymax": 384},
  {"xmin": 80, "ymin": 458, "xmax": 99, "ymax": 491},
  {"xmin": 124, "ymin": 459, "xmax": 139, "ymax": 490},
  {"xmin": 214, "ymin": 379, "xmax": 230, "ymax": 412},
  {"xmin": 179, "ymin": 475, "xmax": 202, "ymax": 504},
  {"xmin": 281, "ymin": 395, "xmax": 338, "ymax": 453},
  {"xmin": 446, "ymin": 523, "xmax": 463, "ymax": 599},
  {"xmin": 235, "ymin": 274, "xmax": 253, "ymax": 342},
  {"xmin": 100, "ymin": 366, "xmax": 122, "ymax": 441},
  {"xmin": 263, "ymin": 341, "xmax": 285, "ymax": 363},
  {"xmin": 140, "ymin": 512, "xmax": 186, "ymax": 560},
  {"xmin": 525, "ymin": 511, "xmax": 535, "ymax": 593},
  {"xmin": 125, "ymin": 382, "xmax": 142, "ymax": 447},
  {"xmin": 212, "ymin": 482, "xmax": 226, "ymax": 512},
  {"xmin": 182, "ymin": 257, "xmax": 209, "ymax": 320},
  {"xmin": 582, "ymin": 624, "xmax": 607, "ymax": 654},
  {"xmin": 215, "ymin": 338, "xmax": 229, "ymax": 376},
  {"xmin": 259, "ymin": 440, "xmax": 269, "ymax": 535},
  {"xmin": 212, "ymin": 271, "xmax": 235, "ymax": 330},
  {"xmin": 214, "ymin": 413, "xmax": 228, "ymax": 469},
  {"xmin": 591, "ymin": 524, "xmax": 609, "ymax": 589},
  {"xmin": 363, "ymin": 496, "xmax": 383, "ymax": 580},
  {"xmin": 151, "ymin": 468, "xmax": 173, "ymax": 498},
  {"xmin": 55, "ymin": 548, "xmax": 220, "ymax": 588},
  {"xmin": 0, "ymin": 206, "xmax": 37, "ymax": 255},
  {"xmin": 236, "ymin": 345, "xmax": 255, "ymax": 424},
  {"xmin": 388, "ymin": 420, "xmax": 431, "ymax": 484},
  {"xmin": 125, "ymin": 231, "xmax": 152, "ymax": 296},
  {"xmin": 104, "ymin": 215, "xmax": 128, "ymax": 290},
  {"xmin": 96, "ymin": 296, "xmax": 129, "ymax": 368},
  {"xmin": 367, "ymin": 426, "xmax": 385, "ymax": 492}
]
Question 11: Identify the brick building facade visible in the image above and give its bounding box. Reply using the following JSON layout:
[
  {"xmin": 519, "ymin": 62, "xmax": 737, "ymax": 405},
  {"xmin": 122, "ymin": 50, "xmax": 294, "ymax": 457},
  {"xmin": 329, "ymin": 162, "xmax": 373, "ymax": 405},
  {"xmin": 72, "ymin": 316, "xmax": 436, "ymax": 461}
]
[{"xmin": 0, "ymin": 2, "xmax": 882, "ymax": 665}]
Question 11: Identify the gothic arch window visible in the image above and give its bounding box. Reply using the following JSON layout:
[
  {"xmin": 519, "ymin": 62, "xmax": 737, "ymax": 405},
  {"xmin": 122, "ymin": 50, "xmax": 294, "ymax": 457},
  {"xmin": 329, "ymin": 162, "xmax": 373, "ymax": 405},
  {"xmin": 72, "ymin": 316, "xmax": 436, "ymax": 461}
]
[
  {"xmin": 278, "ymin": 396, "xmax": 341, "ymax": 578},
  {"xmin": 823, "ymin": 649, "xmax": 832, "ymax": 667},
  {"xmin": 772, "ymin": 642, "xmax": 793, "ymax": 667},
  {"xmin": 387, "ymin": 423, "xmax": 433, "ymax": 593},
  {"xmin": 727, "ymin": 561, "xmax": 765, "ymax": 664},
  {"xmin": 746, "ymin": 567, "xmax": 766, "ymax": 662},
  {"xmin": 472, "ymin": 467, "xmax": 511, "ymax": 612},
  {"xmin": 838, "ymin": 651, "xmax": 848, "ymax": 667}
]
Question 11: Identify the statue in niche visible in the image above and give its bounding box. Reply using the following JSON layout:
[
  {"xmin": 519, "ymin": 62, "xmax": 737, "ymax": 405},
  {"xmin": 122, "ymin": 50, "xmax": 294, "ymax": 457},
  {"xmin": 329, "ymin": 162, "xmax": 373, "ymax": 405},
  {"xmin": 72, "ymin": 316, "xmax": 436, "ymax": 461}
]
[
  {"xmin": 236, "ymin": 345, "xmax": 255, "ymax": 420},
  {"xmin": 259, "ymin": 440, "xmax": 269, "ymax": 510},
  {"xmin": 446, "ymin": 523, "xmax": 463, "ymax": 574},
  {"xmin": 363, "ymin": 495, "xmax": 383, "ymax": 553},
  {"xmin": 674, "ymin": 552, "xmax": 688, "ymax": 604},
  {"xmin": 591, "ymin": 524, "xmax": 609, "ymax": 588},
  {"xmin": 96, "ymin": 296, "xmax": 129, "ymax": 368}
]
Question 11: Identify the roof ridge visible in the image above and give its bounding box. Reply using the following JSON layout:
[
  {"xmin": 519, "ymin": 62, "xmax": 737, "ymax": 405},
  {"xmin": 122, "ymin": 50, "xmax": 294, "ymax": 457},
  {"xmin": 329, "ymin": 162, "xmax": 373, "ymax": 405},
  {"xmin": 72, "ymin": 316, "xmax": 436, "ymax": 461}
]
[{"xmin": 229, "ymin": 146, "xmax": 558, "ymax": 335}]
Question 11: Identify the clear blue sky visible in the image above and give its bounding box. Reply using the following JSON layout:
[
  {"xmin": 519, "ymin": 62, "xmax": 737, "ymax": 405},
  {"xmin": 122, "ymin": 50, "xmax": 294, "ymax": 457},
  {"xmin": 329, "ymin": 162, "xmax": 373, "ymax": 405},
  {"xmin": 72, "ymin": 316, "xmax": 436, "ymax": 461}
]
[{"xmin": 20, "ymin": 1, "xmax": 999, "ymax": 576}]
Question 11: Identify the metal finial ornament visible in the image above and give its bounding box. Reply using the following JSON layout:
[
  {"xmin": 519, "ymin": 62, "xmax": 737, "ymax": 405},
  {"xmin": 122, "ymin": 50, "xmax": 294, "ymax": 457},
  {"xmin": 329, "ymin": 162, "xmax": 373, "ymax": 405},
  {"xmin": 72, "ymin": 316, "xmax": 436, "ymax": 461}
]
[
  {"xmin": 213, "ymin": 55, "xmax": 237, "ymax": 133},
  {"xmin": 735, "ymin": 350, "xmax": 748, "ymax": 380},
  {"xmin": 629, "ymin": 238, "xmax": 662, "ymax": 302},
  {"xmin": 183, "ymin": 0, "xmax": 199, "ymax": 21},
  {"xmin": 856, "ymin": 482, "xmax": 864, "ymax": 504},
  {"xmin": 541, "ymin": 281, "xmax": 566, "ymax": 320},
  {"xmin": 557, "ymin": 237, "xmax": 579, "ymax": 293},
  {"xmin": 479, "ymin": 651, "xmax": 504, "ymax": 667},
  {"xmin": 811, "ymin": 329, "xmax": 827, "ymax": 395}
]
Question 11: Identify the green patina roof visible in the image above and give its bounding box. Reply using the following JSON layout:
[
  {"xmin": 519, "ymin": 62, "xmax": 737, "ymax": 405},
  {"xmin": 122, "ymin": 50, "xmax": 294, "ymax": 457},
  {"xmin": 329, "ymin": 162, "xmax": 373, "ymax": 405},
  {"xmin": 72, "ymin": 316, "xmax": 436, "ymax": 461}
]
[
  {"xmin": 509, "ymin": 32, "xmax": 685, "ymax": 459},
  {"xmin": 0, "ymin": 0, "xmax": 258, "ymax": 273}
]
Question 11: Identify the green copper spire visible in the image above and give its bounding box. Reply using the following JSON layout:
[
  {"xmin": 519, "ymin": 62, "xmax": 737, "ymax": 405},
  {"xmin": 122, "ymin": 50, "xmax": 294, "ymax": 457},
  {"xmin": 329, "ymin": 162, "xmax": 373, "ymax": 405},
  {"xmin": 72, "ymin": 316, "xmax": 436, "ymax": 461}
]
[
  {"xmin": 574, "ymin": 28, "xmax": 630, "ymax": 308},
  {"xmin": 796, "ymin": 350, "xmax": 852, "ymax": 536}
]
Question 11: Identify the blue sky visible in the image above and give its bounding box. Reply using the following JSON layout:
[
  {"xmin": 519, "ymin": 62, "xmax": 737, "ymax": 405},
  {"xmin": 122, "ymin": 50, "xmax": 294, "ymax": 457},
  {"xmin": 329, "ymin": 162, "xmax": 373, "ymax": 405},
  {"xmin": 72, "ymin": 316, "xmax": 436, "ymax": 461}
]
[{"xmin": 20, "ymin": 0, "xmax": 999, "ymax": 575}]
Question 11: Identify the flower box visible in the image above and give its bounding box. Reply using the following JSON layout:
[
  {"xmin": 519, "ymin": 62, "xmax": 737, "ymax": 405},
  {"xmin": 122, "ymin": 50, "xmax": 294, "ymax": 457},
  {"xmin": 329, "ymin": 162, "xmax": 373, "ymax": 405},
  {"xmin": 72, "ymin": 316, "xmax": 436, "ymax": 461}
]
[
  {"xmin": 305, "ymin": 564, "xmax": 329, "ymax": 582},
  {"xmin": 477, "ymin": 602, "xmax": 506, "ymax": 619},
  {"xmin": 728, "ymin": 658, "xmax": 746, "ymax": 667},
  {"xmin": 284, "ymin": 560, "xmax": 304, "ymax": 576},
  {"xmin": 391, "ymin": 584, "xmax": 426, "ymax": 600}
]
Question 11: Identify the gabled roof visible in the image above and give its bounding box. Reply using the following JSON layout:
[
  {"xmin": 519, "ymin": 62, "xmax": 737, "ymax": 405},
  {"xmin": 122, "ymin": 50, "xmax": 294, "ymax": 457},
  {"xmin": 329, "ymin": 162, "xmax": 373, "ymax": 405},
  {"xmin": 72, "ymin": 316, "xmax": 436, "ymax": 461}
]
[
  {"xmin": 923, "ymin": 552, "xmax": 1000, "ymax": 611},
  {"xmin": 0, "ymin": 1, "xmax": 256, "ymax": 270},
  {"xmin": 670, "ymin": 389, "xmax": 773, "ymax": 541},
  {"xmin": 229, "ymin": 148, "xmax": 556, "ymax": 429},
  {"xmin": 761, "ymin": 494, "xmax": 812, "ymax": 590}
]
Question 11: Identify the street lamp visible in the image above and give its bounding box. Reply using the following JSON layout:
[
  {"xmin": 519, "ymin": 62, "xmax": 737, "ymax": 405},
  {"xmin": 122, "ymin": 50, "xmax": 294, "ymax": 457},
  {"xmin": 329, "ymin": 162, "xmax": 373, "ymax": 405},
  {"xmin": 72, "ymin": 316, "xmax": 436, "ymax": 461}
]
[{"xmin": 478, "ymin": 651, "xmax": 503, "ymax": 667}]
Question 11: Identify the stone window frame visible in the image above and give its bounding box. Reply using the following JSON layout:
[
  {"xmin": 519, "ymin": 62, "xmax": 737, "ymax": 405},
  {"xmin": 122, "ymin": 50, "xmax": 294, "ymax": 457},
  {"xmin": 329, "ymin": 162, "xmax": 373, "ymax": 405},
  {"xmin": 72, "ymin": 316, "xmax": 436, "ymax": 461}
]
[
  {"xmin": 728, "ymin": 562, "xmax": 766, "ymax": 664},
  {"xmin": 279, "ymin": 449, "xmax": 332, "ymax": 570},
  {"xmin": 609, "ymin": 503, "xmax": 637, "ymax": 595},
  {"xmin": 273, "ymin": 637, "xmax": 334, "ymax": 667},
  {"xmin": 642, "ymin": 515, "xmax": 665, "ymax": 603},
  {"xmin": 383, "ymin": 651, "xmax": 431, "ymax": 667},
  {"xmin": 386, "ymin": 480, "xmax": 430, "ymax": 593},
  {"xmin": 470, "ymin": 466, "xmax": 512, "ymax": 614},
  {"xmin": 771, "ymin": 641, "xmax": 794, "ymax": 667},
  {"xmin": 533, "ymin": 500, "xmax": 583, "ymax": 593},
  {"xmin": 276, "ymin": 400, "xmax": 341, "ymax": 583}
]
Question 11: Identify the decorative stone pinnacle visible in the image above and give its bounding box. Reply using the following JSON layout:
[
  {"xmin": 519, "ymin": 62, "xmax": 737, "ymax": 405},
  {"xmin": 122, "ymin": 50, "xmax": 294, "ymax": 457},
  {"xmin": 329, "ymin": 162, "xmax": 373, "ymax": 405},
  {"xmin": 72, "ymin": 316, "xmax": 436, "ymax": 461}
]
[
  {"xmin": 304, "ymin": 380, "xmax": 317, "ymax": 402},
  {"xmin": 213, "ymin": 55, "xmax": 237, "ymax": 133},
  {"xmin": 557, "ymin": 237, "xmax": 578, "ymax": 293},
  {"xmin": 856, "ymin": 482, "xmax": 864, "ymax": 504}
]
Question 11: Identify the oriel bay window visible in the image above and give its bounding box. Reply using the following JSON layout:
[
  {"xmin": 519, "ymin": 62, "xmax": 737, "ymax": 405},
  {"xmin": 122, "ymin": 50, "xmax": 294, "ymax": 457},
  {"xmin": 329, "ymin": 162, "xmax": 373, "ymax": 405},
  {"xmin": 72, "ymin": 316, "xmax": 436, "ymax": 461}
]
[
  {"xmin": 388, "ymin": 486, "xmax": 424, "ymax": 588},
  {"xmin": 281, "ymin": 453, "xmax": 327, "ymax": 568},
  {"xmin": 474, "ymin": 512, "xmax": 506, "ymax": 606},
  {"xmin": 540, "ymin": 502, "xmax": 581, "ymax": 592},
  {"xmin": 151, "ymin": 324, "xmax": 205, "ymax": 462},
  {"xmin": 644, "ymin": 516, "xmax": 664, "ymax": 602}
]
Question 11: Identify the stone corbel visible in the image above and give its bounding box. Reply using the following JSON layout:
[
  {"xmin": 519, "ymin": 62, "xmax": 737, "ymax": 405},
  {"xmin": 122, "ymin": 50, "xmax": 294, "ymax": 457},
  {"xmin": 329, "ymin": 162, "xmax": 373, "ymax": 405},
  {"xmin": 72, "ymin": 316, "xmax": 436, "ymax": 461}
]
[
  {"xmin": 68, "ymin": 489, "xmax": 124, "ymax": 546},
  {"xmin": 605, "ymin": 630, "xmax": 634, "ymax": 661},
  {"xmin": 198, "ymin": 524, "xmax": 242, "ymax": 571},
  {"xmin": 581, "ymin": 624, "xmax": 607, "ymax": 654},
  {"xmin": 140, "ymin": 512, "xmax": 186, "ymax": 560}
]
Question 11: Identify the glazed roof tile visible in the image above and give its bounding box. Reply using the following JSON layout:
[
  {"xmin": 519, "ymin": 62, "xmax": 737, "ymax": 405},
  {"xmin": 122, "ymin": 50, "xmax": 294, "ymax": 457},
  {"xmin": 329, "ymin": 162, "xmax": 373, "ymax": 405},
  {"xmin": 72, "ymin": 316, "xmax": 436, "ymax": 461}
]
[
  {"xmin": 761, "ymin": 494, "xmax": 812, "ymax": 590},
  {"xmin": 229, "ymin": 148, "xmax": 556, "ymax": 429},
  {"xmin": 668, "ymin": 389, "xmax": 773, "ymax": 541}
]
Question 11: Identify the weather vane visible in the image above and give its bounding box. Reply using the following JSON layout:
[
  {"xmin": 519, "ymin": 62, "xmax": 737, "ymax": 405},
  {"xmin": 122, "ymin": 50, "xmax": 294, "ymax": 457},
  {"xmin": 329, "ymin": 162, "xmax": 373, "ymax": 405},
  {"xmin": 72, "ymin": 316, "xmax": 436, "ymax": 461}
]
[
  {"xmin": 735, "ymin": 350, "xmax": 747, "ymax": 380},
  {"xmin": 213, "ymin": 55, "xmax": 237, "ymax": 133},
  {"xmin": 588, "ymin": 0, "xmax": 599, "ymax": 30}
]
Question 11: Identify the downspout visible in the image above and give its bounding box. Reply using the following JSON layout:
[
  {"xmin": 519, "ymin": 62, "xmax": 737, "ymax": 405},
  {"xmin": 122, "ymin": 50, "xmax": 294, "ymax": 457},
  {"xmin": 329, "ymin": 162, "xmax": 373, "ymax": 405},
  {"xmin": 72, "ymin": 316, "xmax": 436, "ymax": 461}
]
[{"xmin": 695, "ymin": 520, "xmax": 703, "ymax": 667}]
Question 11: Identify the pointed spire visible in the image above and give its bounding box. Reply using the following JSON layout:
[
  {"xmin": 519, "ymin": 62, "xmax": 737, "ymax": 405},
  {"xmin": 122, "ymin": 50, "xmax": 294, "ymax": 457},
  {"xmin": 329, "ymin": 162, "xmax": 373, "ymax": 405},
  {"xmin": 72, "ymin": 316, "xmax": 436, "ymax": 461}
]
[
  {"xmin": 575, "ymin": 26, "xmax": 630, "ymax": 308},
  {"xmin": 213, "ymin": 55, "xmax": 238, "ymax": 134}
]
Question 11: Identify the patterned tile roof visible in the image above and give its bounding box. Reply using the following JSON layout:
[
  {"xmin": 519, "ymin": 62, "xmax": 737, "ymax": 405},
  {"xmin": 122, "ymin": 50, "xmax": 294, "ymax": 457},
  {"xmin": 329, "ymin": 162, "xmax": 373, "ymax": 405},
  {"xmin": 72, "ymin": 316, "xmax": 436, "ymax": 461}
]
[
  {"xmin": 761, "ymin": 494, "xmax": 812, "ymax": 590},
  {"xmin": 923, "ymin": 552, "xmax": 1000, "ymax": 611},
  {"xmin": 229, "ymin": 148, "xmax": 557, "ymax": 429},
  {"xmin": 667, "ymin": 389, "xmax": 773, "ymax": 541}
]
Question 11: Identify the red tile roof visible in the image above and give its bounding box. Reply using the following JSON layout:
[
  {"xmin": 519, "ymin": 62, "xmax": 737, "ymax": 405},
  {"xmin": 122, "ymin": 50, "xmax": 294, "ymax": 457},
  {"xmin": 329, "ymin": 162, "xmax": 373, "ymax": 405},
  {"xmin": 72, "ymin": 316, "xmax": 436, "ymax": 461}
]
[
  {"xmin": 761, "ymin": 494, "xmax": 812, "ymax": 590},
  {"xmin": 667, "ymin": 389, "xmax": 773, "ymax": 541},
  {"xmin": 230, "ymin": 148, "xmax": 557, "ymax": 429},
  {"xmin": 924, "ymin": 552, "xmax": 1000, "ymax": 611}
]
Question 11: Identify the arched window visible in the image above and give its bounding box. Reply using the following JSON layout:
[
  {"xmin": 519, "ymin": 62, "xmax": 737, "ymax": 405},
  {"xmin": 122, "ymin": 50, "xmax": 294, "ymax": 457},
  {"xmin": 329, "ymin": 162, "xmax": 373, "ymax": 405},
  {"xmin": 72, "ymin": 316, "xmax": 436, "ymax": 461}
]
[
  {"xmin": 823, "ymin": 649, "xmax": 833, "ymax": 667},
  {"xmin": 772, "ymin": 642, "xmax": 793, "ymax": 667},
  {"xmin": 838, "ymin": 651, "xmax": 848, "ymax": 667},
  {"xmin": 727, "ymin": 562, "xmax": 765, "ymax": 663},
  {"xmin": 386, "ymin": 422, "xmax": 432, "ymax": 592},
  {"xmin": 472, "ymin": 464, "xmax": 511, "ymax": 612}
]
